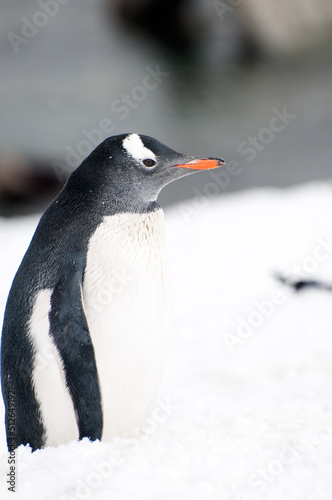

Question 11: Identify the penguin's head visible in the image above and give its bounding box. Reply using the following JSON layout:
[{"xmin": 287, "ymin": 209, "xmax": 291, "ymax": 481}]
[{"xmin": 69, "ymin": 133, "xmax": 225, "ymax": 211}]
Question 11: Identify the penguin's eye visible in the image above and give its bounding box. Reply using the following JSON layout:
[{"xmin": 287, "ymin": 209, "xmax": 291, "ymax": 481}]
[{"xmin": 143, "ymin": 159, "xmax": 156, "ymax": 168}]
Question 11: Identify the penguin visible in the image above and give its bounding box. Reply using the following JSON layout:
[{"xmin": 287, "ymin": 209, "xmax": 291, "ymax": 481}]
[{"xmin": 1, "ymin": 133, "xmax": 224, "ymax": 451}]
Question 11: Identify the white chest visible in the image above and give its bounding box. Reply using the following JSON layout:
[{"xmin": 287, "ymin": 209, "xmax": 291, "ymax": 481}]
[{"xmin": 82, "ymin": 209, "xmax": 171, "ymax": 440}]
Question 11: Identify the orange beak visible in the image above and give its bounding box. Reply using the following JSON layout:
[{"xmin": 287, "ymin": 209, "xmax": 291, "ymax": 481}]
[{"xmin": 172, "ymin": 158, "xmax": 225, "ymax": 170}]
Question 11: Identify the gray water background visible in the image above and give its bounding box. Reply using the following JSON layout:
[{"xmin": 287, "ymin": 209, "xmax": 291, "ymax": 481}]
[{"xmin": 1, "ymin": 0, "xmax": 331, "ymax": 209}]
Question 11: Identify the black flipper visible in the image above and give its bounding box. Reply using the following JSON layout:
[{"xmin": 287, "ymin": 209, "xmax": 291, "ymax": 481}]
[{"xmin": 49, "ymin": 243, "xmax": 103, "ymax": 442}]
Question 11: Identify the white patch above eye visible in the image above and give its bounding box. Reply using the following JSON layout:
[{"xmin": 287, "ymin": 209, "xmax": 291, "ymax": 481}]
[{"xmin": 123, "ymin": 134, "xmax": 156, "ymax": 163}]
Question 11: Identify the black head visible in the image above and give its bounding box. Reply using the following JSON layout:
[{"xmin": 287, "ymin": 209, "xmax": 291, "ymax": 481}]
[{"xmin": 65, "ymin": 133, "xmax": 225, "ymax": 213}]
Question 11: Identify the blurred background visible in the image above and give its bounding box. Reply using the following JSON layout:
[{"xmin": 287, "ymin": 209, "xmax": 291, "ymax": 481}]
[{"xmin": 0, "ymin": 0, "xmax": 331, "ymax": 215}]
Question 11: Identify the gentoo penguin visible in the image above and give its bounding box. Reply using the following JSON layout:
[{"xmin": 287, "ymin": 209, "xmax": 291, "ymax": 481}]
[{"xmin": 1, "ymin": 133, "xmax": 224, "ymax": 451}]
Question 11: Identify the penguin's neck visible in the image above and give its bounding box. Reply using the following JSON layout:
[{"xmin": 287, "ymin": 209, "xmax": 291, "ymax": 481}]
[
  {"xmin": 62, "ymin": 183, "xmax": 161, "ymax": 217},
  {"xmin": 102, "ymin": 198, "xmax": 161, "ymax": 216},
  {"xmin": 63, "ymin": 168, "xmax": 162, "ymax": 217}
]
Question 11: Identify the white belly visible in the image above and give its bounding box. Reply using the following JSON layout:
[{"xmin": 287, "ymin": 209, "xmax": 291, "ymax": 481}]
[{"xmin": 83, "ymin": 209, "xmax": 171, "ymax": 440}]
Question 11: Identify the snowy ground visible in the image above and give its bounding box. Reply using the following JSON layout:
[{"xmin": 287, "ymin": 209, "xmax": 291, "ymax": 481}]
[{"xmin": 1, "ymin": 183, "xmax": 332, "ymax": 499}]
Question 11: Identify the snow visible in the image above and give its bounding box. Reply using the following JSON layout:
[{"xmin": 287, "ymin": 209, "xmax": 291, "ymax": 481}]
[{"xmin": 1, "ymin": 183, "xmax": 332, "ymax": 499}]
